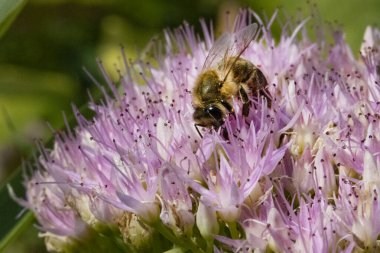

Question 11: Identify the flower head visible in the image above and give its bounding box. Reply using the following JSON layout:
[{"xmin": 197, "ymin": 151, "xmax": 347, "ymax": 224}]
[{"xmin": 12, "ymin": 8, "xmax": 380, "ymax": 253}]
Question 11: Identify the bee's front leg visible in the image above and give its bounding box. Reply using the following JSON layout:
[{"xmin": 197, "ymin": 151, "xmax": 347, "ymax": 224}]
[{"xmin": 238, "ymin": 84, "xmax": 251, "ymax": 117}]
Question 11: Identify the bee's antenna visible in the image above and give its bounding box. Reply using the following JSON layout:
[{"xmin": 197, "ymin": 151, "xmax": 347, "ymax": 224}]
[{"xmin": 194, "ymin": 124, "xmax": 203, "ymax": 138}]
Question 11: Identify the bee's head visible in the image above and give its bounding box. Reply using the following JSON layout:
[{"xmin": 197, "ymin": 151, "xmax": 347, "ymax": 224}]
[{"xmin": 193, "ymin": 105, "xmax": 224, "ymax": 129}]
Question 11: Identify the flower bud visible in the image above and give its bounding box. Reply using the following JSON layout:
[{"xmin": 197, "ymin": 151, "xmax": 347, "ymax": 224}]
[{"xmin": 196, "ymin": 201, "xmax": 219, "ymax": 241}]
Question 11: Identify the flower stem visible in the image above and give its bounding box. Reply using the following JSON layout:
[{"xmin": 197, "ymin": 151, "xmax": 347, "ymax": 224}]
[
  {"xmin": 228, "ymin": 222, "xmax": 239, "ymax": 239},
  {"xmin": 0, "ymin": 211, "xmax": 35, "ymax": 252},
  {"xmin": 206, "ymin": 239, "xmax": 214, "ymax": 253},
  {"xmin": 153, "ymin": 221, "xmax": 205, "ymax": 253}
]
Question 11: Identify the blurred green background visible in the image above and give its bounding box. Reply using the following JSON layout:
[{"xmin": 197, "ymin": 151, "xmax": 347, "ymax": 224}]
[{"xmin": 0, "ymin": 0, "xmax": 379, "ymax": 252}]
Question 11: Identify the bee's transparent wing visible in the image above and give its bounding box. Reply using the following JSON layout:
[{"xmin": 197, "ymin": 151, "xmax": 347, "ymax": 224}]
[
  {"xmin": 201, "ymin": 32, "xmax": 233, "ymax": 71},
  {"xmin": 233, "ymin": 23, "xmax": 259, "ymax": 55},
  {"xmin": 218, "ymin": 23, "xmax": 260, "ymax": 74},
  {"xmin": 202, "ymin": 23, "xmax": 260, "ymax": 75}
]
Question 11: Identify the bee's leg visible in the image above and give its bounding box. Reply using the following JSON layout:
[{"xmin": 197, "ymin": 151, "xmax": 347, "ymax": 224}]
[
  {"xmin": 220, "ymin": 100, "xmax": 233, "ymax": 112},
  {"xmin": 242, "ymin": 101, "xmax": 252, "ymax": 117},
  {"xmin": 239, "ymin": 84, "xmax": 251, "ymax": 117},
  {"xmin": 220, "ymin": 99, "xmax": 236, "ymax": 121},
  {"xmin": 221, "ymin": 127, "xmax": 229, "ymax": 141},
  {"xmin": 194, "ymin": 124, "xmax": 203, "ymax": 138},
  {"xmin": 251, "ymin": 68, "xmax": 272, "ymax": 108},
  {"xmin": 239, "ymin": 84, "xmax": 250, "ymax": 103},
  {"xmin": 259, "ymin": 88, "xmax": 272, "ymax": 108}
]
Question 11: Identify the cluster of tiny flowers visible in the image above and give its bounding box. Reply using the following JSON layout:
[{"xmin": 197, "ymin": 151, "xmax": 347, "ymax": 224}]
[{"xmin": 11, "ymin": 9, "xmax": 380, "ymax": 253}]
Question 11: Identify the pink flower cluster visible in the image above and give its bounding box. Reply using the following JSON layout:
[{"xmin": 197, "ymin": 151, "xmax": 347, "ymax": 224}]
[{"xmin": 13, "ymin": 9, "xmax": 380, "ymax": 253}]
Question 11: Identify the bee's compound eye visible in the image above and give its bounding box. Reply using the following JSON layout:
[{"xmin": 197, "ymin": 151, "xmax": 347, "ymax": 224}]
[{"xmin": 206, "ymin": 106, "xmax": 222, "ymax": 120}]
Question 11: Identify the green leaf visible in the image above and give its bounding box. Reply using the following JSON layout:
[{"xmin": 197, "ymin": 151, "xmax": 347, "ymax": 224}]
[
  {"xmin": 0, "ymin": 0, "xmax": 27, "ymax": 38},
  {"xmin": 0, "ymin": 170, "xmax": 35, "ymax": 252},
  {"xmin": 0, "ymin": 211, "xmax": 35, "ymax": 252}
]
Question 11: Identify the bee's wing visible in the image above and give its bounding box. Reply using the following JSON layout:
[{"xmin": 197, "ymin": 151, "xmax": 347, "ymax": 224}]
[
  {"xmin": 201, "ymin": 23, "xmax": 259, "ymax": 76},
  {"xmin": 201, "ymin": 32, "xmax": 234, "ymax": 71},
  {"xmin": 232, "ymin": 23, "xmax": 259, "ymax": 56},
  {"xmin": 219, "ymin": 23, "xmax": 260, "ymax": 74}
]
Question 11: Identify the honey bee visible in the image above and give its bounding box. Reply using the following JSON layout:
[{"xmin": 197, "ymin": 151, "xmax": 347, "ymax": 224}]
[{"xmin": 192, "ymin": 23, "xmax": 270, "ymax": 137}]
